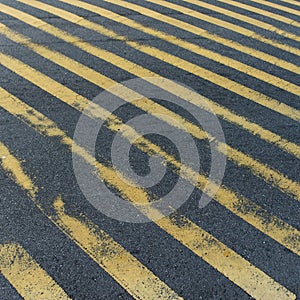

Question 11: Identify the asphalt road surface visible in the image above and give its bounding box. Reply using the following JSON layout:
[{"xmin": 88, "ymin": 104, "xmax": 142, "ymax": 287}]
[{"xmin": 0, "ymin": 0, "xmax": 299, "ymax": 299}]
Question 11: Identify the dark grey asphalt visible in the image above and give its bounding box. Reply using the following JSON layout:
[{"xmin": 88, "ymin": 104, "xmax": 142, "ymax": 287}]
[{"xmin": 0, "ymin": 0, "xmax": 299, "ymax": 299}]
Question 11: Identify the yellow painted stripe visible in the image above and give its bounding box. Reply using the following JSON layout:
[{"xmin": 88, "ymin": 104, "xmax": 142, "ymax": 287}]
[
  {"xmin": 0, "ymin": 86, "xmax": 149, "ymax": 206},
  {"xmin": 1, "ymin": 49, "xmax": 300, "ymax": 203},
  {"xmin": 0, "ymin": 27, "xmax": 207, "ymax": 143},
  {"xmin": 1, "ymin": 59, "xmax": 300, "ymax": 258},
  {"xmin": 1, "ymin": 30, "xmax": 300, "ymax": 208},
  {"xmin": 53, "ymin": 197, "xmax": 183, "ymax": 300},
  {"xmin": 105, "ymin": 1, "xmax": 300, "ymax": 75},
  {"xmin": 1, "ymin": 21, "xmax": 299, "ymax": 165},
  {"xmin": 0, "ymin": 242, "xmax": 70, "ymax": 300},
  {"xmin": 251, "ymin": 0, "xmax": 300, "ymax": 17},
  {"xmin": 61, "ymin": 0, "xmax": 300, "ymax": 98},
  {"xmin": 218, "ymin": 0, "xmax": 300, "ymax": 28},
  {"xmin": 0, "ymin": 142, "xmax": 182, "ymax": 300},
  {"xmin": 146, "ymin": 0, "xmax": 300, "ymax": 56},
  {"xmin": 156, "ymin": 213, "xmax": 297, "ymax": 300},
  {"xmin": 0, "ymin": 107, "xmax": 296, "ymax": 300},
  {"xmin": 0, "ymin": 26, "xmax": 208, "ymax": 141},
  {"xmin": 0, "ymin": 141, "xmax": 37, "ymax": 200},
  {"xmin": 11, "ymin": 0, "xmax": 300, "ymax": 123},
  {"xmin": 184, "ymin": 0, "xmax": 300, "ymax": 42},
  {"xmin": 2, "ymin": 14, "xmax": 300, "ymax": 197},
  {"xmin": 1, "ymin": 25, "xmax": 299, "ymax": 163},
  {"xmin": 280, "ymin": 0, "xmax": 300, "ymax": 8}
]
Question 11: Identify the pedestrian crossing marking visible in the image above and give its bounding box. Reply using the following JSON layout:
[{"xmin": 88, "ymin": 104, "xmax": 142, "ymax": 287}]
[
  {"xmin": 0, "ymin": 142, "xmax": 182, "ymax": 300},
  {"xmin": 1, "ymin": 19, "xmax": 300, "ymax": 201},
  {"xmin": 62, "ymin": 0, "xmax": 300, "ymax": 97},
  {"xmin": 218, "ymin": 0, "xmax": 300, "ymax": 27},
  {"xmin": 1, "ymin": 23, "xmax": 299, "ymax": 161},
  {"xmin": 104, "ymin": 0, "xmax": 300, "ymax": 74},
  {"xmin": 0, "ymin": 134, "xmax": 296, "ymax": 299},
  {"xmin": 0, "ymin": 0, "xmax": 299, "ymax": 298},
  {"xmin": 16, "ymin": 0, "xmax": 300, "ymax": 122},
  {"xmin": 1, "ymin": 55, "xmax": 300, "ymax": 256},
  {"xmin": 279, "ymin": 0, "xmax": 300, "ymax": 8},
  {"xmin": 251, "ymin": 0, "xmax": 300, "ymax": 17},
  {"xmin": 147, "ymin": 0, "xmax": 300, "ymax": 56},
  {"xmin": 184, "ymin": 0, "xmax": 300, "ymax": 42}
]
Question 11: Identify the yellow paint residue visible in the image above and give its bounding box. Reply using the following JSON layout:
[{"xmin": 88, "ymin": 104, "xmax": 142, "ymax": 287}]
[
  {"xmin": 104, "ymin": 0, "xmax": 300, "ymax": 74},
  {"xmin": 157, "ymin": 214, "xmax": 296, "ymax": 300},
  {"xmin": 0, "ymin": 143, "xmax": 37, "ymax": 198},
  {"xmin": 53, "ymin": 197, "xmax": 183, "ymax": 300},
  {"xmin": 0, "ymin": 242, "xmax": 70, "ymax": 299},
  {"xmin": 1, "ymin": 26, "xmax": 300, "ymax": 203},
  {"xmin": 251, "ymin": 0, "xmax": 300, "ymax": 16},
  {"xmin": 218, "ymin": 0, "xmax": 300, "ymax": 27},
  {"xmin": 9, "ymin": 0, "xmax": 300, "ymax": 122},
  {"xmin": 184, "ymin": 0, "xmax": 300, "ymax": 42},
  {"xmin": 0, "ymin": 90, "xmax": 297, "ymax": 300},
  {"xmin": 1, "ymin": 68, "xmax": 300, "ymax": 256},
  {"xmin": 62, "ymin": 0, "xmax": 300, "ymax": 96},
  {"xmin": 147, "ymin": 0, "xmax": 300, "ymax": 56},
  {"xmin": 0, "ymin": 142, "xmax": 182, "ymax": 299}
]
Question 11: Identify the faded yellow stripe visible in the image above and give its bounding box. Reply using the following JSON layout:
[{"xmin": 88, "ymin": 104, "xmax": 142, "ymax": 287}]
[
  {"xmin": 2, "ymin": 26, "xmax": 300, "ymax": 225},
  {"xmin": 0, "ymin": 243, "xmax": 70, "ymax": 300},
  {"xmin": 147, "ymin": 0, "xmax": 300, "ymax": 55},
  {"xmin": 1, "ymin": 65, "xmax": 300, "ymax": 258},
  {"xmin": 0, "ymin": 143, "xmax": 37, "ymax": 199},
  {"xmin": 156, "ymin": 213, "xmax": 296, "ymax": 300},
  {"xmin": 2, "ymin": 37, "xmax": 300, "ymax": 218},
  {"xmin": 185, "ymin": 0, "xmax": 300, "ymax": 42},
  {"xmin": 0, "ymin": 27, "xmax": 207, "ymax": 141},
  {"xmin": 1, "ymin": 22, "xmax": 299, "ymax": 163},
  {"xmin": 53, "ymin": 197, "xmax": 182, "ymax": 300},
  {"xmin": 0, "ymin": 90, "xmax": 149, "ymax": 206},
  {"xmin": 0, "ymin": 3, "xmax": 151, "ymax": 79},
  {"xmin": 61, "ymin": 0, "xmax": 300, "ymax": 97},
  {"xmin": 152, "ymin": 80, "xmax": 300, "ymax": 200},
  {"xmin": 0, "ymin": 112, "xmax": 296, "ymax": 300},
  {"xmin": 0, "ymin": 142, "xmax": 182, "ymax": 300},
  {"xmin": 147, "ymin": 0, "xmax": 300, "ymax": 56},
  {"xmin": 1, "ymin": 15, "xmax": 300, "ymax": 162},
  {"xmin": 251, "ymin": 0, "xmax": 300, "ymax": 16},
  {"xmin": 133, "ymin": 48, "xmax": 300, "ymax": 121},
  {"xmin": 11, "ymin": 0, "xmax": 300, "ymax": 122},
  {"xmin": 280, "ymin": 0, "xmax": 300, "ymax": 8},
  {"xmin": 218, "ymin": 0, "xmax": 300, "ymax": 28},
  {"xmin": 1, "ymin": 50, "xmax": 300, "ymax": 203},
  {"xmin": 105, "ymin": 1, "xmax": 300, "ymax": 75}
]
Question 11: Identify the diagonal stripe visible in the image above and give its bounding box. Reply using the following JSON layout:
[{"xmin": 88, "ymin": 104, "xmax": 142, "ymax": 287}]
[
  {"xmin": 1, "ymin": 36, "xmax": 300, "ymax": 204},
  {"xmin": 60, "ymin": 0, "xmax": 300, "ymax": 97},
  {"xmin": 218, "ymin": 0, "xmax": 300, "ymax": 28},
  {"xmin": 279, "ymin": 0, "xmax": 300, "ymax": 8},
  {"xmin": 104, "ymin": 0, "xmax": 300, "ymax": 75},
  {"xmin": 52, "ymin": 197, "xmax": 182, "ymax": 300},
  {"xmin": 0, "ymin": 24, "xmax": 299, "ymax": 166},
  {"xmin": 146, "ymin": 0, "xmax": 300, "ymax": 56},
  {"xmin": 1, "ymin": 70, "xmax": 300, "ymax": 258},
  {"xmin": 1, "ymin": 22, "xmax": 299, "ymax": 162},
  {"xmin": 251, "ymin": 0, "xmax": 300, "ymax": 17},
  {"xmin": 156, "ymin": 214, "xmax": 297, "ymax": 300},
  {"xmin": 0, "ymin": 143, "xmax": 182, "ymax": 300},
  {"xmin": 0, "ymin": 105, "xmax": 296, "ymax": 300},
  {"xmin": 1, "ymin": 44, "xmax": 300, "ymax": 199},
  {"xmin": 109, "ymin": 0, "xmax": 300, "ymax": 76},
  {"xmin": 184, "ymin": 0, "xmax": 300, "ymax": 42},
  {"xmin": 0, "ymin": 242, "xmax": 70, "ymax": 300},
  {"xmin": 9, "ymin": 1, "xmax": 300, "ymax": 123}
]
